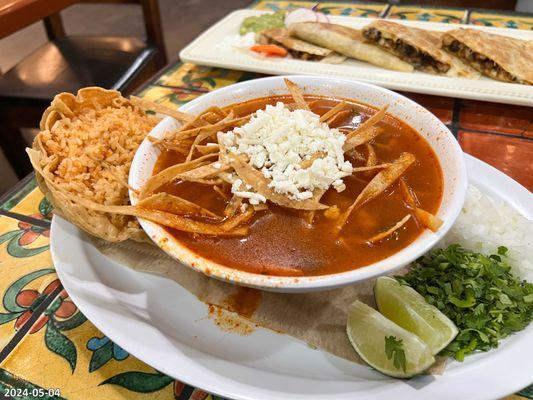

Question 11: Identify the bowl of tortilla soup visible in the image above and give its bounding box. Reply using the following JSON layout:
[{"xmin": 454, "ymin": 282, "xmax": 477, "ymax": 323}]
[{"xmin": 129, "ymin": 76, "xmax": 466, "ymax": 292}]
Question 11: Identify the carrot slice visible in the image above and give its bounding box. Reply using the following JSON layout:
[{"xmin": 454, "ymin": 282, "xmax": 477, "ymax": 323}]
[{"xmin": 250, "ymin": 44, "xmax": 288, "ymax": 57}]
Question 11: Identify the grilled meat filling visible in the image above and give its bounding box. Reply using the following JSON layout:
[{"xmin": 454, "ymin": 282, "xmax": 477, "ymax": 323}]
[
  {"xmin": 443, "ymin": 39, "xmax": 523, "ymax": 84},
  {"xmin": 363, "ymin": 28, "xmax": 449, "ymax": 74}
]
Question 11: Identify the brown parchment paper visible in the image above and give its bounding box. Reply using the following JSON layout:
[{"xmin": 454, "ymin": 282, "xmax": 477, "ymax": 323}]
[{"xmin": 91, "ymin": 238, "xmax": 446, "ymax": 373}]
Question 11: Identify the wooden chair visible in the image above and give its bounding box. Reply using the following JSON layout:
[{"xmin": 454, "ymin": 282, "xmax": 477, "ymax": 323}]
[{"xmin": 0, "ymin": 0, "xmax": 167, "ymax": 178}]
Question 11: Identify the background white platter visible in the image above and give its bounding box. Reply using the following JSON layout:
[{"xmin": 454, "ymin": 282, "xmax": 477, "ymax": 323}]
[
  {"xmin": 51, "ymin": 154, "xmax": 533, "ymax": 400},
  {"xmin": 179, "ymin": 10, "xmax": 533, "ymax": 106}
]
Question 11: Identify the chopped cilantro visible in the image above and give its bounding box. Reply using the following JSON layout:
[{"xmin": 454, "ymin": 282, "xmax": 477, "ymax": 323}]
[
  {"xmin": 385, "ymin": 335, "xmax": 406, "ymax": 372},
  {"xmin": 397, "ymin": 245, "xmax": 533, "ymax": 361}
]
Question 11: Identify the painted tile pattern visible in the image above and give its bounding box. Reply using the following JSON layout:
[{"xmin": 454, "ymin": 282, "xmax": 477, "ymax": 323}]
[
  {"xmin": 387, "ymin": 5, "xmax": 467, "ymax": 23},
  {"xmin": 250, "ymin": 0, "xmax": 387, "ymax": 17},
  {"xmin": 0, "ymin": 1, "xmax": 532, "ymax": 399},
  {"xmin": 469, "ymin": 11, "xmax": 533, "ymax": 30}
]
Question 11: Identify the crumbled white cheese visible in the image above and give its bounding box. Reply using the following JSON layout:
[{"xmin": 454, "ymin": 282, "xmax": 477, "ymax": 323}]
[
  {"xmin": 212, "ymin": 162, "xmax": 222, "ymax": 170},
  {"xmin": 231, "ymin": 179, "xmax": 243, "ymax": 192},
  {"xmin": 234, "ymin": 191, "xmax": 267, "ymax": 205},
  {"xmin": 219, "ymin": 102, "xmax": 353, "ymax": 202}
]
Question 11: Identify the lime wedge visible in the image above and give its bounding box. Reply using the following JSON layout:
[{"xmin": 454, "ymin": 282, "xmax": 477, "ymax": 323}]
[
  {"xmin": 375, "ymin": 276, "xmax": 458, "ymax": 354},
  {"xmin": 347, "ymin": 300, "xmax": 435, "ymax": 378}
]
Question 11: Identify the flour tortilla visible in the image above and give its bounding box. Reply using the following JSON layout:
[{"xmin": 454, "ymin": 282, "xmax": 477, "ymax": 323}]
[
  {"xmin": 258, "ymin": 28, "xmax": 346, "ymax": 64},
  {"xmin": 442, "ymin": 28, "xmax": 533, "ymax": 84},
  {"xmin": 427, "ymin": 31, "xmax": 479, "ymax": 78},
  {"xmin": 289, "ymin": 22, "xmax": 413, "ymax": 72}
]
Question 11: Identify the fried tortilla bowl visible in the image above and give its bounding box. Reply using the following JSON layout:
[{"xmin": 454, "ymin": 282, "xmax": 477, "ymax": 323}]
[
  {"xmin": 129, "ymin": 76, "xmax": 467, "ymax": 292},
  {"xmin": 28, "ymin": 88, "xmax": 171, "ymax": 242}
]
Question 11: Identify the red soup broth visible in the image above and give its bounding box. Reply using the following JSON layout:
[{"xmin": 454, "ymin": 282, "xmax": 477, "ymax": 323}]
[{"xmin": 152, "ymin": 95, "xmax": 443, "ymax": 276}]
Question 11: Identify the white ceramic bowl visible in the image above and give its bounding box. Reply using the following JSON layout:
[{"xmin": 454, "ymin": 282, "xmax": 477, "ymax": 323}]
[{"xmin": 129, "ymin": 75, "xmax": 467, "ymax": 292}]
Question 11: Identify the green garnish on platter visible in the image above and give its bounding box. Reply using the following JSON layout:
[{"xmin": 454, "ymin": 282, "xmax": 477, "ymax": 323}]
[
  {"xmin": 239, "ymin": 11, "xmax": 286, "ymax": 35},
  {"xmin": 398, "ymin": 245, "xmax": 533, "ymax": 361},
  {"xmin": 384, "ymin": 336, "xmax": 406, "ymax": 373}
]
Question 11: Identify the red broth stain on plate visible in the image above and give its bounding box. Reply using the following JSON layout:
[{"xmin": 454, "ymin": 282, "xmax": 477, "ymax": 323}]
[
  {"xmin": 207, "ymin": 304, "xmax": 256, "ymax": 336},
  {"xmin": 206, "ymin": 287, "xmax": 262, "ymax": 335},
  {"xmin": 223, "ymin": 286, "xmax": 263, "ymax": 318}
]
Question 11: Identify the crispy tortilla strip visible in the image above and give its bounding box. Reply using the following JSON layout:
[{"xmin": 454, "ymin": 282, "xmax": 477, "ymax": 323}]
[
  {"xmin": 327, "ymin": 109, "xmax": 352, "ymax": 126},
  {"xmin": 221, "ymin": 208, "xmax": 254, "ymax": 231},
  {"xmin": 442, "ymin": 28, "xmax": 532, "ymax": 84},
  {"xmin": 289, "ymin": 22, "xmax": 414, "ymax": 72},
  {"xmin": 196, "ymin": 143, "xmax": 219, "ymax": 155},
  {"xmin": 148, "ymin": 137, "xmax": 191, "ymax": 154},
  {"xmin": 161, "ymin": 115, "xmax": 250, "ymax": 144},
  {"xmin": 399, "ymin": 178, "xmax": 443, "ymax": 232},
  {"xmin": 284, "ymin": 78, "xmax": 310, "ymax": 111},
  {"xmin": 130, "ymin": 96, "xmax": 194, "ymax": 123},
  {"xmin": 415, "ymin": 208, "xmax": 443, "ymax": 232},
  {"xmin": 230, "ymin": 154, "xmax": 328, "ymax": 210},
  {"xmin": 72, "ymin": 197, "xmax": 249, "ymax": 236},
  {"xmin": 366, "ymin": 144, "xmax": 377, "ymax": 167},
  {"xmin": 299, "ymin": 151, "xmax": 326, "ymax": 169},
  {"xmin": 304, "ymin": 186, "xmax": 329, "ymax": 224},
  {"xmin": 324, "ymin": 204, "xmax": 340, "ymax": 219},
  {"xmin": 352, "ymin": 163, "xmax": 392, "ymax": 172},
  {"xmin": 399, "ymin": 177, "xmax": 418, "ymax": 208},
  {"xmin": 252, "ymin": 203, "xmax": 268, "ymax": 211},
  {"xmin": 140, "ymin": 153, "xmax": 217, "ymax": 198},
  {"xmin": 178, "ymin": 163, "xmax": 231, "ymax": 181},
  {"xmin": 30, "ymin": 149, "xmax": 246, "ymax": 237},
  {"xmin": 368, "ymin": 214, "xmax": 411, "ymax": 243},
  {"xmin": 337, "ymin": 152, "xmax": 416, "ymax": 230},
  {"xmin": 319, "ymin": 101, "xmax": 349, "ymax": 122},
  {"xmin": 343, "ymin": 105, "xmax": 388, "ymax": 151},
  {"xmin": 186, "ymin": 111, "xmax": 234, "ymax": 161},
  {"xmin": 200, "ymin": 106, "xmax": 228, "ymax": 124},
  {"xmin": 346, "ymin": 104, "xmax": 388, "ymax": 140},
  {"xmin": 137, "ymin": 192, "xmax": 220, "ymax": 219},
  {"xmin": 224, "ymin": 194, "xmax": 243, "ymax": 217},
  {"xmin": 218, "ymin": 171, "xmax": 238, "ymax": 185},
  {"xmin": 344, "ymin": 126, "xmax": 382, "ymax": 152},
  {"xmin": 179, "ymin": 111, "xmax": 213, "ymax": 131},
  {"xmin": 189, "ymin": 178, "xmax": 223, "ymax": 185},
  {"xmin": 213, "ymin": 185, "xmax": 230, "ymax": 200}
]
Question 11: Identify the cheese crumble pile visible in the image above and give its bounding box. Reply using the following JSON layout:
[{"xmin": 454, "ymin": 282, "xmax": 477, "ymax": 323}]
[{"xmin": 219, "ymin": 102, "xmax": 353, "ymax": 202}]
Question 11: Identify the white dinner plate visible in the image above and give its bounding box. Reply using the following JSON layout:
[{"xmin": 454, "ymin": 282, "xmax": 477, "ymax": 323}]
[
  {"xmin": 179, "ymin": 10, "xmax": 533, "ymax": 106},
  {"xmin": 51, "ymin": 154, "xmax": 533, "ymax": 400}
]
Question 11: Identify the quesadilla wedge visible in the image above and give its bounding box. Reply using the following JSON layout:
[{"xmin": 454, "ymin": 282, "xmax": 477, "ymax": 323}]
[
  {"xmin": 258, "ymin": 28, "xmax": 346, "ymax": 63},
  {"xmin": 442, "ymin": 28, "xmax": 532, "ymax": 85},
  {"xmin": 426, "ymin": 31, "xmax": 479, "ymax": 78},
  {"xmin": 362, "ymin": 20, "xmax": 455, "ymax": 74},
  {"xmin": 289, "ymin": 22, "xmax": 414, "ymax": 72}
]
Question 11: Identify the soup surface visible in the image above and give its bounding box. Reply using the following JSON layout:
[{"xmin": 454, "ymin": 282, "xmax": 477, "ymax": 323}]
[{"xmin": 153, "ymin": 95, "xmax": 443, "ymax": 276}]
